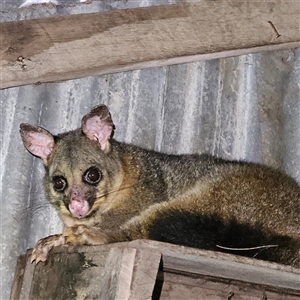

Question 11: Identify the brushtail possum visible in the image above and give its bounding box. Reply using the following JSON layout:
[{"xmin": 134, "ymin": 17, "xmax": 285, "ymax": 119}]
[{"xmin": 20, "ymin": 104, "xmax": 300, "ymax": 266}]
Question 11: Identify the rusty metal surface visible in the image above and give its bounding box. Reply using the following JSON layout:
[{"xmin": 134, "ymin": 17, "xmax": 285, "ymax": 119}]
[{"xmin": 1, "ymin": 1, "xmax": 300, "ymax": 298}]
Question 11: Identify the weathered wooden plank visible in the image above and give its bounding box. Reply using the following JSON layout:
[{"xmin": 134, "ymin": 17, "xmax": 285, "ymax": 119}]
[
  {"xmin": 128, "ymin": 240, "xmax": 300, "ymax": 292},
  {"xmin": 127, "ymin": 239, "xmax": 300, "ymax": 276},
  {"xmin": 127, "ymin": 239, "xmax": 300, "ymax": 274},
  {"xmin": 10, "ymin": 240, "xmax": 300, "ymax": 299},
  {"xmin": 10, "ymin": 246, "xmax": 112, "ymax": 299},
  {"xmin": 162, "ymin": 253, "xmax": 300, "ymax": 293},
  {"xmin": 30, "ymin": 252, "xmax": 86, "ymax": 300},
  {"xmin": 1, "ymin": 1, "xmax": 300, "ymax": 89},
  {"xmin": 9, "ymin": 254, "xmax": 26, "ymax": 300},
  {"xmin": 99, "ymin": 247, "xmax": 137, "ymax": 299},
  {"xmin": 99, "ymin": 247, "xmax": 161, "ymax": 300},
  {"xmin": 159, "ymin": 272, "xmax": 300, "ymax": 300},
  {"xmin": 18, "ymin": 250, "xmax": 35, "ymax": 300},
  {"xmin": 129, "ymin": 248, "xmax": 161, "ymax": 300}
]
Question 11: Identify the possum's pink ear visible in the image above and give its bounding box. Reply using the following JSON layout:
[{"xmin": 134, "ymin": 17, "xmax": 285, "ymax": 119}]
[
  {"xmin": 81, "ymin": 104, "xmax": 114, "ymax": 152},
  {"xmin": 20, "ymin": 124, "xmax": 55, "ymax": 161}
]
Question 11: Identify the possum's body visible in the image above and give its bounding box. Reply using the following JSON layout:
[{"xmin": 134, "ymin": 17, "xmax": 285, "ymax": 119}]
[{"xmin": 20, "ymin": 105, "xmax": 300, "ymax": 266}]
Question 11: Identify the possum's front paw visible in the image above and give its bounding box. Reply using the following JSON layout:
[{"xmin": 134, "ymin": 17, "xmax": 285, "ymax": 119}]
[
  {"xmin": 63, "ymin": 225, "xmax": 109, "ymax": 246},
  {"xmin": 31, "ymin": 234, "xmax": 66, "ymax": 264}
]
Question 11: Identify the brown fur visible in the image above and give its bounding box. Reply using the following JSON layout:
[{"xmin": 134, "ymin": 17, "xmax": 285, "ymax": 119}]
[{"xmin": 20, "ymin": 105, "xmax": 300, "ymax": 266}]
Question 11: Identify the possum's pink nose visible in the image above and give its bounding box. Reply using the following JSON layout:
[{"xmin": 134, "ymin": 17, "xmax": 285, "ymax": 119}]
[
  {"xmin": 69, "ymin": 184, "xmax": 90, "ymax": 218},
  {"xmin": 69, "ymin": 200, "xmax": 89, "ymax": 218}
]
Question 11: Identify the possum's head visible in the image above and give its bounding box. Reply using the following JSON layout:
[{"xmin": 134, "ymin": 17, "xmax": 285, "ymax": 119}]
[{"xmin": 20, "ymin": 105, "xmax": 123, "ymax": 221}]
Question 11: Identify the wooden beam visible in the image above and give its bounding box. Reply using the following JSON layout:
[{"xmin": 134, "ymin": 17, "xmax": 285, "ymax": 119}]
[
  {"xmin": 1, "ymin": 1, "xmax": 299, "ymax": 89},
  {"xmin": 9, "ymin": 254, "xmax": 26, "ymax": 300},
  {"xmin": 127, "ymin": 240, "xmax": 300, "ymax": 292},
  {"xmin": 10, "ymin": 250, "xmax": 35, "ymax": 300},
  {"xmin": 10, "ymin": 241, "xmax": 300, "ymax": 299},
  {"xmin": 129, "ymin": 248, "xmax": 162, "ymax": 300},
  {"xmin": 98, "ymin": 247, "xmax": 161, "ymax": 300}
]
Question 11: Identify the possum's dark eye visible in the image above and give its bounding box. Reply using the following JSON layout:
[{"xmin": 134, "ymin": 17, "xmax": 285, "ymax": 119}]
[
  {"xmin": 83, "ymin": 167, "xmax": 101, "ymax": 185},
  {"xmin": 53, "ymin": 176, "xmax": 67, "ymax": 192}
]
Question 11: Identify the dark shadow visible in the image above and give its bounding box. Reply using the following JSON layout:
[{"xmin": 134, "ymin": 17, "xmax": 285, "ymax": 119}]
[
  {"xmin": 148, "ymin": 211, "xmax": 300, "ymax": 266},
  {"xmin": 152, "ymin": 258, "xmax": 164, "ymax": 300}
]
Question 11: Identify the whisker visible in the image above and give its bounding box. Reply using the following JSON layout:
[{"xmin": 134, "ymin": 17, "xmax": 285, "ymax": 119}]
[
  {"xmin": 96, "ymin": 184, "xmax": 135, "ymax": 199},
  {"xmin": 216, "ymin": 244, "xmax": 278, "ymax": 251}
]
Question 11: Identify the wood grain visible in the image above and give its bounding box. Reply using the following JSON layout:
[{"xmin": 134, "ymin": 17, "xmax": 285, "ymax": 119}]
[
  {"xmin": 10, "ymin": 240, "xmax": 300, "ymax": 299},
  {"xmin": 129, "ymin": 248, "xmax": 161, "ymax": 300},
  {"xmin": 12, "ymin": 250, "xmax": 35, "ymax": 300},
  {"xmin": 99, "ymin": 247, "xmax": 161, "ymax": 300},
  {"xmin": 9, "ymin": 254, "xmax": 26, "ymax": 300},
  {"xmin": 99, "ymin": 247, "xmax": 137, "ymax": 299},
  {"xmin": 1, "ymin": 1, "xmax": 299, "ymax": 89},
  {"xmin": 159, "ymin": 272, "xmax": 300, "ymax": 300}
]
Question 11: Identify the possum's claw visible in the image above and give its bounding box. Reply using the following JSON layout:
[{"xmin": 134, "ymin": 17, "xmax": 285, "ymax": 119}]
[{"xmin": 31, "ymin": 234, "xmax": 65, "ymax": 264}]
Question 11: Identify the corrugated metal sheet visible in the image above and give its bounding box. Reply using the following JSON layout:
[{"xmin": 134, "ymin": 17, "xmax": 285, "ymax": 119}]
[{"xmin": 1, "ymin": 1, "xmax": 300, "ymax": 298}]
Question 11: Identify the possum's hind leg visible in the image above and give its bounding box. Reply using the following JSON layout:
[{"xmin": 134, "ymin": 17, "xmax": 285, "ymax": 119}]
[{"xmin": 123, "ymin": 201, "xmax": 300, "ymax": 267}]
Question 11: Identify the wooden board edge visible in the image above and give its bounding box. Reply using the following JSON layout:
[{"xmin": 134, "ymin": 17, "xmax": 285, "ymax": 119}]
[{"xmin": 1, "ymin": 41, "xmax": 300, "ymax": 90}]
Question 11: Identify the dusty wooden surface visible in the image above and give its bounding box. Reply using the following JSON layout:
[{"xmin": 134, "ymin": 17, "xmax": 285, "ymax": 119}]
[
  {"xmin": 128, "ymin": 248, "xmax": 161, "ymax": 300},
  {"xmin": 159, "ymin": 272, "xmax": 300, "ymax": 300},
  {"xmin": 10, "ymin": 240, "xmax": 300, "ymax": 300},
  {"xmin": 1, "ymin": 1, "xmax": 300, "ymax": 89},
  {"xmin": 9, "ymin": 254, "xmax": 27, "ymax": 300},
  {"xmin": 99, "ymin": 247, "xmax": 161, "ymax": 300}
]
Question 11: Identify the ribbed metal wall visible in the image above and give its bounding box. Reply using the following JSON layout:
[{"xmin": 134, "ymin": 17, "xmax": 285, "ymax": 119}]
[{"xmin": 1, "ymin": 1, "xmax": 300, "ymax": 298}]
